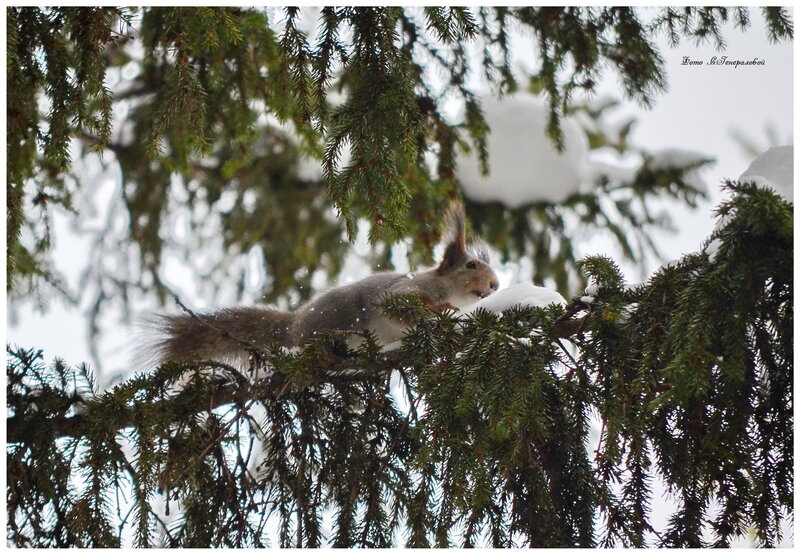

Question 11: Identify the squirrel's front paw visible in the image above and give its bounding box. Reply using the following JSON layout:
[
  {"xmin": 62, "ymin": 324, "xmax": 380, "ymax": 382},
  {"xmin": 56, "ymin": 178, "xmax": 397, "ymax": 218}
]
[{"xmin": 418, "ymin": 295, "xmax": 458, "ymax": 312}]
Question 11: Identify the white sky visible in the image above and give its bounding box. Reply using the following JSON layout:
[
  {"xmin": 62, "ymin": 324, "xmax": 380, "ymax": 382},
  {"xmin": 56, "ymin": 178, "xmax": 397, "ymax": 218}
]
[{"xmin": 592, "ymin": 7, "xmax": 794, "ymax": 274}]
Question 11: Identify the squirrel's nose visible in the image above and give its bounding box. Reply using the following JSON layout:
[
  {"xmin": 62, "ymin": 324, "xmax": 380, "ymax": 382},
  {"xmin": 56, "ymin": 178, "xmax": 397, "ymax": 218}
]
[{"xmin": 489, "ymin": 279, "xmax": 499, "ymax": 292}]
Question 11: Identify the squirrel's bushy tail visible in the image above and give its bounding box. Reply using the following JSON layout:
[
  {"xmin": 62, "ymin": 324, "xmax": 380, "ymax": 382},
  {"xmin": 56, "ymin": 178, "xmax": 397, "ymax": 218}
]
[{"xmin": 151, "ymin": 306, "xmax": 295, "ymax": 365}]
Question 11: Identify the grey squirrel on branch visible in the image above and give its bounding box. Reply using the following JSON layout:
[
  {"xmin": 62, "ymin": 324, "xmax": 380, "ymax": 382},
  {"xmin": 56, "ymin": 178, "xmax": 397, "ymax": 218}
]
[{"xmin": 152, "ymin": 202, "xmax": 499, "ymax": 365}]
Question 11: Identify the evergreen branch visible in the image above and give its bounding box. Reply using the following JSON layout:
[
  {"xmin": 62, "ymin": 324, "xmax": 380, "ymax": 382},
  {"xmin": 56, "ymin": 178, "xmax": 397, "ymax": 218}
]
[
  {"xmin": 5, "ymin": 307, "xmax": 590, "ymax": 445},
  {"xmin": 6, "ymin": 351, "xmax": 402, "ymax": 443}
]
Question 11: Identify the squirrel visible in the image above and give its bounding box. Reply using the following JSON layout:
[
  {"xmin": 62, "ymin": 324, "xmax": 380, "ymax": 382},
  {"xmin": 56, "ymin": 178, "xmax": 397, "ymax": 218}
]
[{"xmin": 151, "ymin": 202, "xmax": 499, "ymax": 365}]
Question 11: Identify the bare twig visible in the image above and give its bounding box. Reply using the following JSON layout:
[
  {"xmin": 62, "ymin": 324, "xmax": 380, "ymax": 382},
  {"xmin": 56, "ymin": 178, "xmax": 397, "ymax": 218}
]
[{"xmin": 558, "ymin": 339, "xmax": 582, "ymax": 380}]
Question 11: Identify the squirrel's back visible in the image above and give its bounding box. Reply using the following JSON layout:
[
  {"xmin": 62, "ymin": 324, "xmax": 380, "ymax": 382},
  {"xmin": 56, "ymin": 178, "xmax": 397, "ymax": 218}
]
[{"xmin": 293, "ymin": 272, "xmax": 410, "ymax": 345}]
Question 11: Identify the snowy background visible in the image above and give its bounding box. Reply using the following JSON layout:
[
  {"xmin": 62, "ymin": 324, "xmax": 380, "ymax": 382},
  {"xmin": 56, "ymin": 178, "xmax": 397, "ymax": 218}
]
[{"xmin": 5, "ymin": 7, "xmax": 794, "ymax": 547}]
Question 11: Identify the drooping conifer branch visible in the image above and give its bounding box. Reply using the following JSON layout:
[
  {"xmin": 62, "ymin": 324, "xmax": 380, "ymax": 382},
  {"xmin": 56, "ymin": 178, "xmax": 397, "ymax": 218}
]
[
  {"xmin": 7, "ymin": 309, "xmax": 590, "ymax": 444},
  {"xmin": 8, "ymin": 183, "xmax": 792, "ymax": 547}
]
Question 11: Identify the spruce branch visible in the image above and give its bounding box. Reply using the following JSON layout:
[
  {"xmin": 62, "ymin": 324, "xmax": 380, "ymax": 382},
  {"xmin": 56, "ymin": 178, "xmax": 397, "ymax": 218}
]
[
  {"xmin": 6, "ymin": 351, "xmax": 402, "ymax": 443},
  {"xmin": 6, "ymin": 304, "xmax": 593, "ymax": 445}
]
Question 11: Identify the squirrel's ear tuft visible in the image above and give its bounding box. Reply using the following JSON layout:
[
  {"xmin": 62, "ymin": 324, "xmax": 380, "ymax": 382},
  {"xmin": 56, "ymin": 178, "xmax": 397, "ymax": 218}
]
[
  {"xmin": 469, "ymin": 239, "xmax": 490, "ymax": 264},
  {"xmin": 442, "ymin": 201, "xmax": 466, "ymax": 252},
  {"xmin": 437, "ymin": 201, "xmax": 467, "ymax": 273}
]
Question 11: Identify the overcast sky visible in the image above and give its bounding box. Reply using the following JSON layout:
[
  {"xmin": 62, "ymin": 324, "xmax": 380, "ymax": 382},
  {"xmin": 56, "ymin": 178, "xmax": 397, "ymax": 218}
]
[
  {"xmin": 597, "ymin": 7, "xmax": 794, "ymax": 270},
  {"xmin": 7, "ymin": 7, "xmax": 794, "ymax": 383}
]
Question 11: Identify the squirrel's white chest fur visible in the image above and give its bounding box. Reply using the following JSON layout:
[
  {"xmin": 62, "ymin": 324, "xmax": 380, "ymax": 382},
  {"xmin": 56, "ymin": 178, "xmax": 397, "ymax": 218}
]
[
  {"xmin": 357, "ymin": 295, "xmax": 479, "ymax": 348},
  {"xmin": 355, "ymin": 315, "xmax": 408, "ymax": 348}
]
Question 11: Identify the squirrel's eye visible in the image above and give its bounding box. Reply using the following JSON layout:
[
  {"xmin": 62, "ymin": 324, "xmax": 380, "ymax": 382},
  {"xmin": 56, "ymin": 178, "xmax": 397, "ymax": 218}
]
[{"xmin": 466, "ymin": 261, "xmax": 477, "ymax": 269}]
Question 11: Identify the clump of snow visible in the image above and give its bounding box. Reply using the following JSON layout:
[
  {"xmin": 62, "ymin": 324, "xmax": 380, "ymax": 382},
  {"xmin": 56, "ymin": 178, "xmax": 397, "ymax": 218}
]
[
  {"xmin": 456, "ymin": 93, "xmax": 589, "ymax": 207},
  {"xmin": 580, "ymin": 280, "xmax": 598, "ymax": 304},
  {"xmin": 738, "ymin": 145, "xmax": 793, "ymax": 202},
  {"xmin": 514, "ymin": 336, "xmax": 532, "ymax": 345},
  {"xmin": 569, "ymin": 110, "xmax": 599, "ymax": 136},
  {"xmin": 704, "ymin": 206, "xmax": 735, "ymax": 262},
  {"xmin": 649, "ymin": 148, "xmax": 711, "ymax": 193},
  {"xmin": 618, "ymin": 302, "xmax": 639, "ymax": 324},
  {"xmin": 703, "ymin": 145, "xmax": 794, "ymax": 261},
  {"xmin": 571, "ymin": 95, "xmax": 628, "ymax": 139},
  {"xmin": 705, "ymin": 237, "xmax": 723, "ymax": 260},
  {"xmin": 586, "ymin": 94, "xmax": 618, "ymax": 112},
  {"xmin": 586, "ymin": 160, "xmax": 637, "ymax": 189},
  {"xmin": 648, "ymin": 149, "xmax": 711, "ymax": 171},
  {"xmin": 461, "ymin": 283, "xmax": 567, "ymax": 315},
  {"xmin": 381, "ymin": 340, "xmax": 403, "ymax": 353},
  {"xmin": 624, "ymin": 281, "xmax": 645, "ymax": 290}
]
